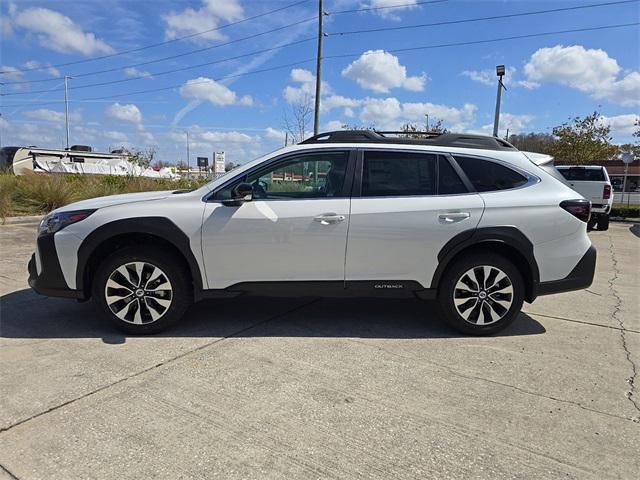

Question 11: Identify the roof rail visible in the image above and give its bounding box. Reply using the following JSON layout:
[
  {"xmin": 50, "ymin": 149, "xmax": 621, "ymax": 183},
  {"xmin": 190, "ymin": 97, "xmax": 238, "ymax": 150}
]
[{"xmin": 300, "ymin": 130, "xmax": 517, "ymax": 151}]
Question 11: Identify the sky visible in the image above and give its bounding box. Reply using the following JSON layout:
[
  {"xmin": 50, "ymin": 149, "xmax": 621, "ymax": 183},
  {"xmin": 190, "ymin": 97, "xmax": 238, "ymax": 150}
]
[{"xmin": 0, "ymin": 0, "xmax": 639, "ymax": 165}]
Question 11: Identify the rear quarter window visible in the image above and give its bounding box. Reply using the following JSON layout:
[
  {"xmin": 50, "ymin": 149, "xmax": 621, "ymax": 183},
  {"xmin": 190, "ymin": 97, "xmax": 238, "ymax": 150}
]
[{"xmin": 453, "ymin": 155, "xmax": 528, "ymax": 192}]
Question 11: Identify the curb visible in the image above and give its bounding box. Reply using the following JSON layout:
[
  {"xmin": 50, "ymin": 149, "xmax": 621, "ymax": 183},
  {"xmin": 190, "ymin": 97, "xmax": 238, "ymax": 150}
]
[
  {"xmin": 1, "ymin": 215, "xmax": 43, "ymax": 226},
  {"xmin": 611, "ymin": 217, "xmax": 640, "ymax": 224}
]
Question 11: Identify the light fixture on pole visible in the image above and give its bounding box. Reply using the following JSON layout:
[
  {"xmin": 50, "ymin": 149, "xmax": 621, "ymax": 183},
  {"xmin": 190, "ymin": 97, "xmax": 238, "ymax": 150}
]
[{"xmin": 492, "ymin": 65, "xmax": 506, "ymax": 137}]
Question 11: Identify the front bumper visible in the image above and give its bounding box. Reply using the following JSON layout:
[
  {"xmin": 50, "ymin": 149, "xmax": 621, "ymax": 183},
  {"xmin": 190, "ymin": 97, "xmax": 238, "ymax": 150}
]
[
  {"xmin": 536, "ymin": 245, "xmax": 596, "ymax": 297},
  {"xmin": 28, "ymin": 233, "xmax": 84, "ymax": 299}
]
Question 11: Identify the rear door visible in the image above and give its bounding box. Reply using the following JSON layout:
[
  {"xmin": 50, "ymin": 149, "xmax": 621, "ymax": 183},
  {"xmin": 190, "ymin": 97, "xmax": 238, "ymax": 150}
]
[{"xmin": 345, "ymin": 149, "xmax": 484, "ymax": 289}]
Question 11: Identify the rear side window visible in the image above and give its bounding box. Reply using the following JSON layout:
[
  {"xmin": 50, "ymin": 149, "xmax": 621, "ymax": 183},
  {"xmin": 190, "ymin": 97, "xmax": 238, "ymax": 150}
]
[
  {"xmin": 454, "ymin": 155, "xmax": 528, "ymax": 192},
  {"xmin": 557, "ymin": 167, "xmax": 605, "ymax": 182},
  {"xmin": 362, "ymin": 151, "xmax": 436, "ymax": 197}
]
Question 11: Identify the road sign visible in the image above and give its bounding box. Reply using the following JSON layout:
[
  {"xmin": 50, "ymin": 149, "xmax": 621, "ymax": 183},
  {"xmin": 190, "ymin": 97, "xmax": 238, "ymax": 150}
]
[
  {"xmin": 214, "ymin": 152, "xmax": 225, "ymax": 174},
  {"xmin": 620, "ymin": 152, "xmax": 635, "ymax": 164},
  {"xmin": 197, "ymin": 156, "xmax": 208, "ymax": 168}
]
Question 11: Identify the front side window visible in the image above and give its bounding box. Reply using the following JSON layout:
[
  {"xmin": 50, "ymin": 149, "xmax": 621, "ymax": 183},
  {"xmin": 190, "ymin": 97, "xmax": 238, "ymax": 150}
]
[
  {"xmin": 362, "ymin": 151, "xmax": 437, "ymax": 197},
  {"xmin": 215, "ymin": 151, "xmax": 349, "ymax": 200},
  {"xmin": 454, "ymin": 155, "xmax": 528, "ymax": 192}
]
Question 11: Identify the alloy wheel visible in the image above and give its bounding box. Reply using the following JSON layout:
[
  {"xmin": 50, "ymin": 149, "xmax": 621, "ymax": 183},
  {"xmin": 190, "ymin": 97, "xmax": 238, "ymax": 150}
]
[
  {"xmin": 453, "ymin": 265, "xmax": 514, "ymax": 325},
  {"xmin": 105, "ymin": 262, "xmax": 173, "ymax": 324}
]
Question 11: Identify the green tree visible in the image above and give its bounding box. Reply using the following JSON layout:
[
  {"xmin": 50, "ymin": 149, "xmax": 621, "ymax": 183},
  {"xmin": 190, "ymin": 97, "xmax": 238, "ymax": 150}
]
[
  {"xmin": 550, "ymin": 111, "xmax": 618, "ymax": 164},
  {"xmin": 507, "ymin": 133, "xmax": 556, "ymax": 154}
]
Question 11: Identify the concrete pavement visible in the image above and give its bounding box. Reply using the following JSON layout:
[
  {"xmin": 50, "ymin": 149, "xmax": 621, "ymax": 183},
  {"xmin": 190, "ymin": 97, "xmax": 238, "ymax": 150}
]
[{"xmin": 1, "ymin": 222, "xmax": 638, "ymax": 479}]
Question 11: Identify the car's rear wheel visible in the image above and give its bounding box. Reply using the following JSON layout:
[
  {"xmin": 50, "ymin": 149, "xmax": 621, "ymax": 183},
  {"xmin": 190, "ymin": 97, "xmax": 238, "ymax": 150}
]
[
  {"xmin": 437, "ymin": 253, "xmax": 524, "ymax": 335},
  {"xmin": 93, "ymin": 246, "xmax": 192, "ymax": 334}
]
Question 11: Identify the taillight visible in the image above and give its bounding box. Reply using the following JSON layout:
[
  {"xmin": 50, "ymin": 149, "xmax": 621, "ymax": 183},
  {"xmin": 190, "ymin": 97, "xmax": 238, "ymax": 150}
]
[
  {"xmin": 560, "ymin": 199, "xmax": 591, "ymax": 223},
  {"xmin": 603, "ymin": 184, "xmax": 611, "ymax": 200}
]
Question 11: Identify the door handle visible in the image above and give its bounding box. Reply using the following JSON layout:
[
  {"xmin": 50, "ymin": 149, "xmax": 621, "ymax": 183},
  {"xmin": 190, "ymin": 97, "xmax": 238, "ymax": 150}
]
[
  {"xmin": 314, "ymin": 213, "xmax": 346, "ymax": 225},
  {"xmin": 438, "ymin": 212, "xmax": 470, "ymax": 223}
]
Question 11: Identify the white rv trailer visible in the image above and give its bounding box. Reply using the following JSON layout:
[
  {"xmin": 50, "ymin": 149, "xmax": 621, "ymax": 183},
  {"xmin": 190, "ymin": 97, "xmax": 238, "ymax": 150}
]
[{"xmin": 0, "ymin": 146, "xmax": 177, "ymax": 178}]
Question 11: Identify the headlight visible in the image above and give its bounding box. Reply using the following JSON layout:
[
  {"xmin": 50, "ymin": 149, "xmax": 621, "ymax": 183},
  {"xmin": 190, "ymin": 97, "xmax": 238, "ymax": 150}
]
[{"xmin": 38, "ymin": 210, "xmax": 96, "ymax": 236}]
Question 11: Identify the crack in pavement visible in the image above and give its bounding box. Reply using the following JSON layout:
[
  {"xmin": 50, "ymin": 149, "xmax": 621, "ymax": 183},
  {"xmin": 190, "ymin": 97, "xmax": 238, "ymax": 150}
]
[
  {"xmin": 0, "ymin": 464, "xmax": 20, "ymax": 480},
  {"xmin": 607, "ymin": 233, "xmax": 640, "ymax": 421},
  {"xmin": 524, "ymin": 311, "xmax": 640, "ymax": 334},
  {"xmin": 0, "ymin": 299, "xmax": 319, "ymax": 435}
]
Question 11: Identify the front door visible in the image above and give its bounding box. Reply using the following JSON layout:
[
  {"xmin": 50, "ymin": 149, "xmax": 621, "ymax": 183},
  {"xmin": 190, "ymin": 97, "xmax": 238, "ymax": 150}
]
[{"xmin": 201, "ymin": 150, "xmax": 353, "ymax": 289}]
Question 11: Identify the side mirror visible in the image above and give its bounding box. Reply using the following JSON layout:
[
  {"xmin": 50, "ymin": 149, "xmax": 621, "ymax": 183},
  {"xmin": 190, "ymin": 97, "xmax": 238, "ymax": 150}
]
[{"xmin": 222, "ymin": 182, "xmax": 253, "ymax": 207}]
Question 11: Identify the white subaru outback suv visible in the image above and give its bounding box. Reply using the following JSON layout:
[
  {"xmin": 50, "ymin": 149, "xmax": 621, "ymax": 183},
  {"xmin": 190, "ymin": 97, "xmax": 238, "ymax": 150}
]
[{"xmin": 28, "ymin": 130, "xmax": 596, "ymax": 335}]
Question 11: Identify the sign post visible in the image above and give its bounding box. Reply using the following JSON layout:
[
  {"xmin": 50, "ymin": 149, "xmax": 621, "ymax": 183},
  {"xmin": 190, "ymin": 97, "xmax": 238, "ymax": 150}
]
[
  {"xmin": 214, "ymin": 152, "xmax": 226, "ymax": 178},
  {"xmin": 197, "ymin": 157, "xmax": 208, "ymax": 178},
  {"xmin": 620, "ymin": 152, "xmax": 634, "ymax": 206}
]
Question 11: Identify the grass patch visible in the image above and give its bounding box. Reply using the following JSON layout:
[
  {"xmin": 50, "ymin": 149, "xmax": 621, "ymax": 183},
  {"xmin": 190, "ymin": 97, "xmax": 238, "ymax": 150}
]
[{"xmin": 0, "ymin": 173, "xmax": 208, "ymax": 221}]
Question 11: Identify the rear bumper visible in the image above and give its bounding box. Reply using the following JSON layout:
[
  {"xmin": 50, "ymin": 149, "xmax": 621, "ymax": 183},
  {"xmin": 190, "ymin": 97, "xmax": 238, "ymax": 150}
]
[
  {"xmin": 536, "ymin": 245, "xmax": 596, "ymax": 297},
  {"xmin": 28, "ymin": 234, "xmax": 85, "ymax": 300}
]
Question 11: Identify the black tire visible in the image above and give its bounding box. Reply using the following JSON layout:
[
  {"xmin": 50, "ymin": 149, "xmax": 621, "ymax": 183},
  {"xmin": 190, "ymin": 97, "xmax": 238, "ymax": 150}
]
[
  {"xmin": 92, "ymin": 245, "xmax": 192, "ymax": 334},
  {"xmin": 597, "ymin": 214, "xmax": 609, "ymax": 231},
  {"xmin": 437, "ymin": 252, "xmax": 524, "ymax": 336}
]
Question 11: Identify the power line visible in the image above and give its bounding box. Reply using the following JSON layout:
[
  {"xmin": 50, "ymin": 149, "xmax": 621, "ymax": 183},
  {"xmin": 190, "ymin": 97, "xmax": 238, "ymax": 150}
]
[
  {"xmin": 3, "ymin": 38, "xmax": 316, "ymax": 96},
  {"xmin": 1, "ymin": 21, "xmax": 637, "ymax": 109},
  {"xmin": 1, "ymin": 17, "xmax": 318, "ymax": 88},
  {"xmin": 0, "ymin": 0, "xmax": 453, "ymax": 85},
  {"xmin": 329, "ymin": 0, "xmax": 639, "ymax": 36},
  {"xmin": 0, "ymin": 0, "xmax": 313, "ymax": 75},
  {"xmin": 4, "ymin": 0, "xmax": 632, "ymax": 89}
]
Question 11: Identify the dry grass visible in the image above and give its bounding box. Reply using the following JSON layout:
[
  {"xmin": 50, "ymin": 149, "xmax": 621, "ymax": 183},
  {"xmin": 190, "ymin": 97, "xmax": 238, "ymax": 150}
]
[{"xmin": 0, "ymin": 173, "xmax": 207, "ymax": 221}]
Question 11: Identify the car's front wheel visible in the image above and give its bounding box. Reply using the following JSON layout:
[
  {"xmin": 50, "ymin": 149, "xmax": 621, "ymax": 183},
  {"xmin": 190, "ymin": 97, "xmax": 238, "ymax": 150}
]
[
  {"xmin": 93, "ymin": 246, "xmax": 192, "ymax": 334},
  {"xmin": 437, "ymin": 252, "xmax": 524, "ymax": 335}
]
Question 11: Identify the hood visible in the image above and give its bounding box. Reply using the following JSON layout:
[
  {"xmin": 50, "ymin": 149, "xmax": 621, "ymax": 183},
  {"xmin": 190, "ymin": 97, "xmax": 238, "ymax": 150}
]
[{"xmin": 56, "ymin": 190, "xmax": 177, "ymax": 213}]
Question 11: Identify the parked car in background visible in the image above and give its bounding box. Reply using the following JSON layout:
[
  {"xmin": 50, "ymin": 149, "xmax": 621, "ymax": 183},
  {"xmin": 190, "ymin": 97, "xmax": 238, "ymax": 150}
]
[
  {"xmin": 28, "ymin": 130, "xmax": 596, "ymax": 336},
  {"xmin": 556, "ymin": 165, "xmax": 613, "ymax": 231}
]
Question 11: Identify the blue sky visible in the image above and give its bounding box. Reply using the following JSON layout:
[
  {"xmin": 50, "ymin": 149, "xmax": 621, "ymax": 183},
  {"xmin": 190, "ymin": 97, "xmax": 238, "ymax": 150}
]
[{"xmin": 1, "ymin": 0, "xmax": 638, "ymax": 165}]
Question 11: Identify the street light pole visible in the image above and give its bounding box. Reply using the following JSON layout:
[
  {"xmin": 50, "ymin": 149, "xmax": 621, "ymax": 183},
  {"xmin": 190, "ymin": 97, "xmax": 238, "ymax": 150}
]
[
  {"xmin": 313, "ymin": 0, "xmax": 324, "ymax": 136},
  {"xmin": 425, "ymin": 113, "xmax": 429, "ymax": 132},
  {"xmin": 64, "ymin": 75, "xmax": 72, "ymax": 149},
  {"xmin": 185, "ymin": 130, "xmax": 190, "ymax": 179},
  {"xmin": 493, "ymin": 65, "xmax": 506, "ymax": 137}
]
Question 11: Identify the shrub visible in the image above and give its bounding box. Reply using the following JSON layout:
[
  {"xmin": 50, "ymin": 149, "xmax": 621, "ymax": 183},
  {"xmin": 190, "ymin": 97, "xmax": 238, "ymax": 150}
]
[
  {"xmin": 610, "ymin": 204, "xmax": 640, "ymax": 218},
  {"xmin": 0, "ymin": 175, "xmax": 19, "ymax": 222}
]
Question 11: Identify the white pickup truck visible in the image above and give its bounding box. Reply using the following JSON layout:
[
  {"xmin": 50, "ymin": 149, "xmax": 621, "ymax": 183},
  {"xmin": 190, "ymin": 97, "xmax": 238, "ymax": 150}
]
[{"xmin": 556, "ymin": 165, "xmax": 613, "ymax": 231}]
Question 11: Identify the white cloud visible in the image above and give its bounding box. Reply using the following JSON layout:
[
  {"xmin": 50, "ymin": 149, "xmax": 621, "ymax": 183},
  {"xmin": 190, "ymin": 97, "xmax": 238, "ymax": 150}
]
[
  {"xmin": 198, "ymin": 131, "xmax": 253, "ymax": 143},
  {"xmin": 103, "ymin": 131, "xmax": 129, "ymax": 142},
  {"xmin": 23, "ymin": 108, "xmax": 81, "ymax": 123},
  {"xmin": 342, "ymin": 50, "xmax": 426, "ymax": 93},
  {"xmin": 15, "ymin": 7, "xmax": 113, "ymax": 56},
  {"xmin": 477, "ymin": 113, "xmax": 535, "ymax": 137},
  {"xmin": 0, "ymin": 65, "xmax": 23, "ymax": 81},
  {"xmin": 462, "ymin": 66, "xmax": 539, "ymax": 89},
  {"xmin": 264, "ymin": 127, "xmax": 287, "ymax": 141},
  {"xmin": 600, "ymin": 114, "xmax": 640, "ymax": 135},
  {"xmin": 124, "ymin": 67, "xmax": 153, "ymax": 79},
  {"xmin": 106, "ymin": 103, "xmax": 143, "ymax": 124},
  {"xmin": 180, "ymin": 77, "xmax": 253, "ymax": 106},
  {"xmin": 23, "ymin": 61, "xmax": 60, "ymax": 77},
  {"xmin": 524, "ymin": 45, "xmax": 640, "ymax": 106},
  {"xmin": 283, "ymin": 68, "xmax": 332, "ymax": 104},
  {"xmin": 324, "ymin": 120, "xmax": 346, "ymax": 131},
  {"xmin": 358, "ymin": 97, "xmax": 478, "ymax": 130},
  {"xmin": 367, "ymin": 0, "xmax": 418, "ymax": 19},
  {"xmin": 163, "ymin": 0, "xmax": 243, "ymax": 43}
]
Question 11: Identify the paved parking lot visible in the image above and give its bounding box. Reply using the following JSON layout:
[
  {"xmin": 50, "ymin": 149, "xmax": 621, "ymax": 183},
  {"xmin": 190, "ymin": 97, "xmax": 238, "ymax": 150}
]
[{"xmin": 1, "ymin": 221, "xmax": 638, "ymax": 479}]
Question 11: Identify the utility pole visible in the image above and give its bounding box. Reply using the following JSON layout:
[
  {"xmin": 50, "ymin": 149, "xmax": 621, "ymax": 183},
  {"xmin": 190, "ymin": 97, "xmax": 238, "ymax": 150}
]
[
  {"xmin": 64, "ymin": 75, "xmax": 72, "ymax": 149},
  {"xmin": 425, "ymin": 113, "xmax": 429, "ymax": 132},
  {"xmin": 284, "ymin": 132, "xmax": 288, "ymax": 147},
  {"xmin": 492, "ymin": 65, "xmax": 506, "ymax": 137},
  {"xmin": 313, "ymin": 0, "xmax": 324, "ymax": 136}
]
